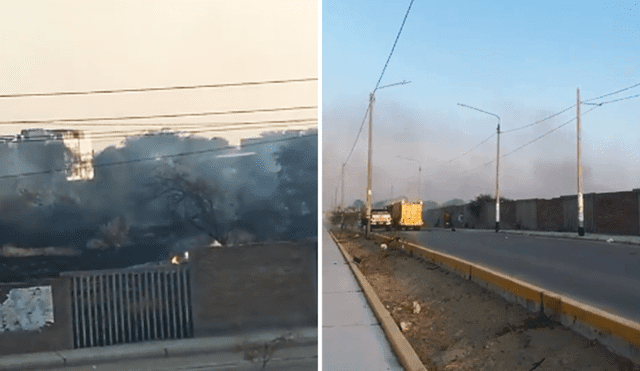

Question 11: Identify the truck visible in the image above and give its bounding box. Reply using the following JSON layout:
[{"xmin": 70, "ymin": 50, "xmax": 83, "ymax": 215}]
[
  {"xmin": 362, "ymin": 208, "xmax": 393, "ymax": 230},
  {"xmin": 389, "ymin": 200, "xmax": 424, "ymax": 230}
]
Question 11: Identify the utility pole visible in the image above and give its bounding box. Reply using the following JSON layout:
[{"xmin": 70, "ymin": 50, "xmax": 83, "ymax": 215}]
[
  {"xmin": 495, "ymin": 121, "xmax": 500, "ymax": 233},
  {"xmin": 365, "ymin": 93, "xmax": 374, "ymax": 237},
  {"xmin": 335, "ymin": 187, "xmax": 338, "ymax": 209},
  {"xmin": 577, "ymin": 88, "xmax": 585, "ymax": 236},
  {"xmin": 341, "ymin": 163, "xmax": 345, "ymax": 210},
  {"xmin": 418, "ymin": 164, "xmax": 422, "ymax": 201},
  {"xmin": 457, "ymin": 103, "xmax": 501, "ymax": 232},
  {"xmin": 363, "ymin": 81, "xmax": 410, "ymax": 237}
]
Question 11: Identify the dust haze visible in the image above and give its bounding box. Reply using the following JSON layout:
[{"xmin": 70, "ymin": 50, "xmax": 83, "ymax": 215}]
[{"xmin": 323, "ymin": 100, "xmax": 637, "ymax": 210}]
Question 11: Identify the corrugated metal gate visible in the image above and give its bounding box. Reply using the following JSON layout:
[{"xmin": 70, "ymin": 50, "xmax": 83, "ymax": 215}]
[{"xmin": 61, "ymin": 264, "xmax": 193, "ymax": 349}]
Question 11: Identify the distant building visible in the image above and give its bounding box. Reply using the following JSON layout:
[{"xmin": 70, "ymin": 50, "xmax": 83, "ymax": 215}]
[{"xmin": 8, "ymin": 128, "xmax": 94, "ymax": 181}]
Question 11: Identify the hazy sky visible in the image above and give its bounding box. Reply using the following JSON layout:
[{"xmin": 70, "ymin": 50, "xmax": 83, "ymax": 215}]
[
  {"xmin": 0, "ymin": 1, "xmax": 318, "ymax": 153},
  {"xmin": 323, "ymin": 0, "xmax": 639, "ymax": 210}
]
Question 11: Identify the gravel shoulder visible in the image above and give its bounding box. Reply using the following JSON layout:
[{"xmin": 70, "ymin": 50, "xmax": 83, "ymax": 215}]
[{"xmin": 332, "ymin": 228, "xmax": 640, "ymax": 371}]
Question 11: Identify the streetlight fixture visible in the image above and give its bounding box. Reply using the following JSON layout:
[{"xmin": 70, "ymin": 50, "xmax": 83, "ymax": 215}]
[
  {"xmin": 396, "ymin": 156, "xmax": 421, "ymax": 201},
  {"xmin": 457, "ymin": 103, "xmax": 501, "ymax": 233},
  {"xmin": 364, "ymin": 80, "xmax": 411, "ymax": 237}
]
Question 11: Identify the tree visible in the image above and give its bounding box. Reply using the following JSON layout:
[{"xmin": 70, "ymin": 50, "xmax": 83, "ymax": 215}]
[
  {"xmin": 352, "ymin": 199, "xmax": 365, "ymax": 210},
  {"xmin": 147, "ymin": 163, "xmax": 231, "ymax": 240},
  {"xmin": 442, "ymin": 198, "xmax": 466, "ymax": 207},
  {"xmin": 423, "ymin": 200, "xmax": 439, "ymax": 210},
  {"xmin": 273, "ymin": 137, "xmax": 317, "ymax": 239}
]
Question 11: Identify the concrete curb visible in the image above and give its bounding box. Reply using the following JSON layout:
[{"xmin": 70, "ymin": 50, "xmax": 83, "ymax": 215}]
[
  {"xmin": 329, "ymin": 231, "xmax": 427, "ymax": 371},
  {"xmin": 0, "ymin": 327, "xmax": 317, "ymax": 371},
  {"xmin": 372, "ymin": 232, "xmax": 640, "ymax": 365}
]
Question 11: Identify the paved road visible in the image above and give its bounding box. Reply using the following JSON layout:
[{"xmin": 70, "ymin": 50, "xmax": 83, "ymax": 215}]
[
  {"xmin": 44, "ymin": 344, "xmax": 317, "ymax": 371},
  {"xmin": 388, "ymin": 229, "xmax": 640, "ymax": 323}
]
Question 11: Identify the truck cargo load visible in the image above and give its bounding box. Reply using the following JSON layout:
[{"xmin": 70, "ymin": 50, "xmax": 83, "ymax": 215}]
[{"xmin": 389, "ymin": 200, "xmax": 424, "ymax": 230}]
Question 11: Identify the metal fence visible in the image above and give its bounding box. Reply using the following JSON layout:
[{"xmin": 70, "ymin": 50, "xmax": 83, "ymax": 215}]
[{"xmin": 61, "ymin": 264, "xmax": 193, "ymax": 349}]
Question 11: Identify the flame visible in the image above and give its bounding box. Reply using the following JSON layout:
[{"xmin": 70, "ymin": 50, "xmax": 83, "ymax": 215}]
[{"xmin": 171, "ymin": 255, "xmax": 179, "ymax": 265}]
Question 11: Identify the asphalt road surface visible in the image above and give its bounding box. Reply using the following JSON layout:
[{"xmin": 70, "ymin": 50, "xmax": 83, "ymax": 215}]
[
  {"xmin": 43, "ymin": 344, "xmax": 317, "ymax": 371},
  {"xmin": 387, "ymin": 228, "xmax": 640, "ymax": 323}
]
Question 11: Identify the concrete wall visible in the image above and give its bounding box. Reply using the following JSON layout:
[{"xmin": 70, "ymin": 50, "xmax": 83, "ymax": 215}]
[
  {"xmin": 189, "ymin": 241, "xmax": 317, "ymax": 337},
  {"xmin": 429, "ymin": 188, "xmax": 640, "ymax": 236},
  {"xmin": 536, "ymin": 198, "xmax": 564, "ymax": 231},
  {"xmin": 561, "ymin": 195, "xmax": 578, "ymax": 232},
  {"xmin": 515, "ymin": 199, "xmax": 537, "ymax": 230},
  {"xmin": 500, "ymin": 200, "xmax": 517, "ymax": 230},
  {"xmin": 593, "ymin": 191, "xmax": 639, "ymax": 235},
  {"xmin": 0, "ymin": 278, "xmax": 73, "ymax": 356},
  {"xmin": 584, "ymin": 192, "xmax": 595, "ymax": 233}
]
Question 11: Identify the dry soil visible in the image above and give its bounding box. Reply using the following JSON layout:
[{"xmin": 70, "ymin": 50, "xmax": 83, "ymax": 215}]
[{"xmin": 332, "ymin": 228, "xmax": 640, "ymax": 371}]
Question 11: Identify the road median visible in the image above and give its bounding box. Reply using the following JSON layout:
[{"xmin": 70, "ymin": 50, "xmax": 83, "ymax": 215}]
[{"xmin": 374, "ymin": 231, "xmax": 640, "ymax": 365}]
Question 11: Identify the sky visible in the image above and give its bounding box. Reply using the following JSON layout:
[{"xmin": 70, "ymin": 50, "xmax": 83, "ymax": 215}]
[
  {"xmin": 322, "ymin": 0, "xmax": 639, "ymax": 211},
  {"xmin": 0, "ymin": 1, "xmax": 318, "ymax": 153}
]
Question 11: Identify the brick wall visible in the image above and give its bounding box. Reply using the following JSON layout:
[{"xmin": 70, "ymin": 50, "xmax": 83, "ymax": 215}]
[
  {"xmin": 189, "ymin": 241, "xmax": 317, "ymax": 336},
  {"xmin": 0, "ymin": 278, "xmax": 73, "ymax": 355},
  {"xmin": 593, "ymin": 191, "xmax": 639, "ymax": 235},
  {"xmin": 429, "ymin": 189, "xmax": 640, "ymax": 236}
]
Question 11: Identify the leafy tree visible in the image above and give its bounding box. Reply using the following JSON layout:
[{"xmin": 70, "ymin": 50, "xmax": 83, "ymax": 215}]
[
  {"xmin": 273, "ymin": 137, "xmax": 317, "ymax": 239},
  {"xmin": 352, "ymin": 199, "xmax": 365, "ymax": 210},
  {"xmin": 423, "ymin": 200, "xmax": 439, "ymax": 210},
  {"xmin": 147, "ymin": 163, "xmax": 230, "ymax": 239},
  {"xmin": 442, "ymin": 198, "xmax": 466, "ymax": 207}
]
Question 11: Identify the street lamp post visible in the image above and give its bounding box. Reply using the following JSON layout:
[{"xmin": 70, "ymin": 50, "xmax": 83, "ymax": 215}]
[
  {"xmin": 341, "ymin": 163, "xmax": 345, "ymax": 210},
  {"xmin": 396, "ymin": 156, "xmax": 421, "ymax": 201},
  {"xmin": 457, "ymin": 103, "xmax": 501, "ymax": 232},
  {"xmin": 364, "ymin": 80, "xmax": 411, "ymax": 237},
  {"xmin": 366, "ymin": 93, "xmax": 374, "ymax": 236}
]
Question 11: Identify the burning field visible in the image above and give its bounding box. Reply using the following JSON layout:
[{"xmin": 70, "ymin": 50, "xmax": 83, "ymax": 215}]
[{"xmin": 0, "ymin": 129, "xmax": 317, "ymax": 283}]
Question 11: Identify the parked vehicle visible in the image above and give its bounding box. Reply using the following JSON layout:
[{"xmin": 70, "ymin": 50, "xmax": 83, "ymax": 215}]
[
  {"xmin": 362, "ymin": 208, "xmax": 393, "ymax": 230},
  {"xmin": 389, "ymin": 200, "xmax": 424, "ymax": 230}
]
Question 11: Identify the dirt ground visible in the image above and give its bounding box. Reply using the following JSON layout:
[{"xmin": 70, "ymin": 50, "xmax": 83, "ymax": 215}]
[{"xmin": 332, "ymin": 228, "xmax": 640, "ymax": 371}]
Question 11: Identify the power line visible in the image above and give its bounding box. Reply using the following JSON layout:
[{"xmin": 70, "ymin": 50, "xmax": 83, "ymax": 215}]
[
  {"xmin": 6, "ymin": 118, "xmax": 318, "ymax": 136},
  {"xmin": 0, "ymin": 132, "xmax": 317, "ymax": 180},
  {"xmin": 501, "ymin": 106, "xmax": 599, "ymax": 159},
  {"xmin": 499, "ymin": 81, "xmax": 640, "ymax": 135},
  {"xmin": 584, "ymin": 92, "xmax": 640, "ymax": 106},
  {"xmin": 3, "ymin": 118, "xmax": 318, "ymax": 144},
  {"xmin": 344, "ymin": 104, "xmax": 371, "ymax": 165},
  {"xmin": 440, "ymin": 133, "xmax": 496, "ymax": 166},
  {"xmin": 344, "ymin": 0, "xmax": 414, "ymax": 167},
  {"xmin": 463, "ymin": 158, "xmax": 496, "ymax": 174},
  {"xmin": 373, "ymin": 0, "xmax": 415, "ymax": 93},
  {"xmin": 583, "ymin": 82, "xmax": 640, "ymax": 102},
  {"xmin": 501, "ymin": 105, "xmax": 576, "ymax": 134},
  {"xmin": 464, "ymin": 106, "xmax": 600, "ymax": 174},
  {"xmin": 0, "ymin": 105, "xmax": 317, "ymax": 126},
  {"xmin": 0, "ymin": 78, "xmax": 318, "ymax": 99}
]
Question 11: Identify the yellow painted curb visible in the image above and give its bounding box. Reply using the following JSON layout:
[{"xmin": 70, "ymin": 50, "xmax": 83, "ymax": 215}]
[
  {"xmin": 329, "ymin": 231, "xmax": 427, "ymax": 371},
  {"xmin": 372, "ymin": 232, "xmax": 640, "ymax": 358}
]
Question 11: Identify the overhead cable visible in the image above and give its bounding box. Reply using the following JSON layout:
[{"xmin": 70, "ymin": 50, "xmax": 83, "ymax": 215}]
[
  {"xmin": 373, "ymin": 0, "xmax": 415, "ymax": 93},
  {"xmin": 0, "ymin": 132, "xmax": 318, "ymax": 180},
  {"xmin": 0, "ymin": 105, "xmax": 317, "ymax": 126},
  {"xmin": 0, "ymin": 77, "xmax": 318, "ymax": 99}
]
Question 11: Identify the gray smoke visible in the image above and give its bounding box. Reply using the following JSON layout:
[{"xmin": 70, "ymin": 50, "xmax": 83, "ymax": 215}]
[
  {"xmin": 323, "ymin": 99, "xmax": 640, "ymax": 210},
  {"xmin": 0, "ymin": 129, "xmax": 317, "ymax": 265}
]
